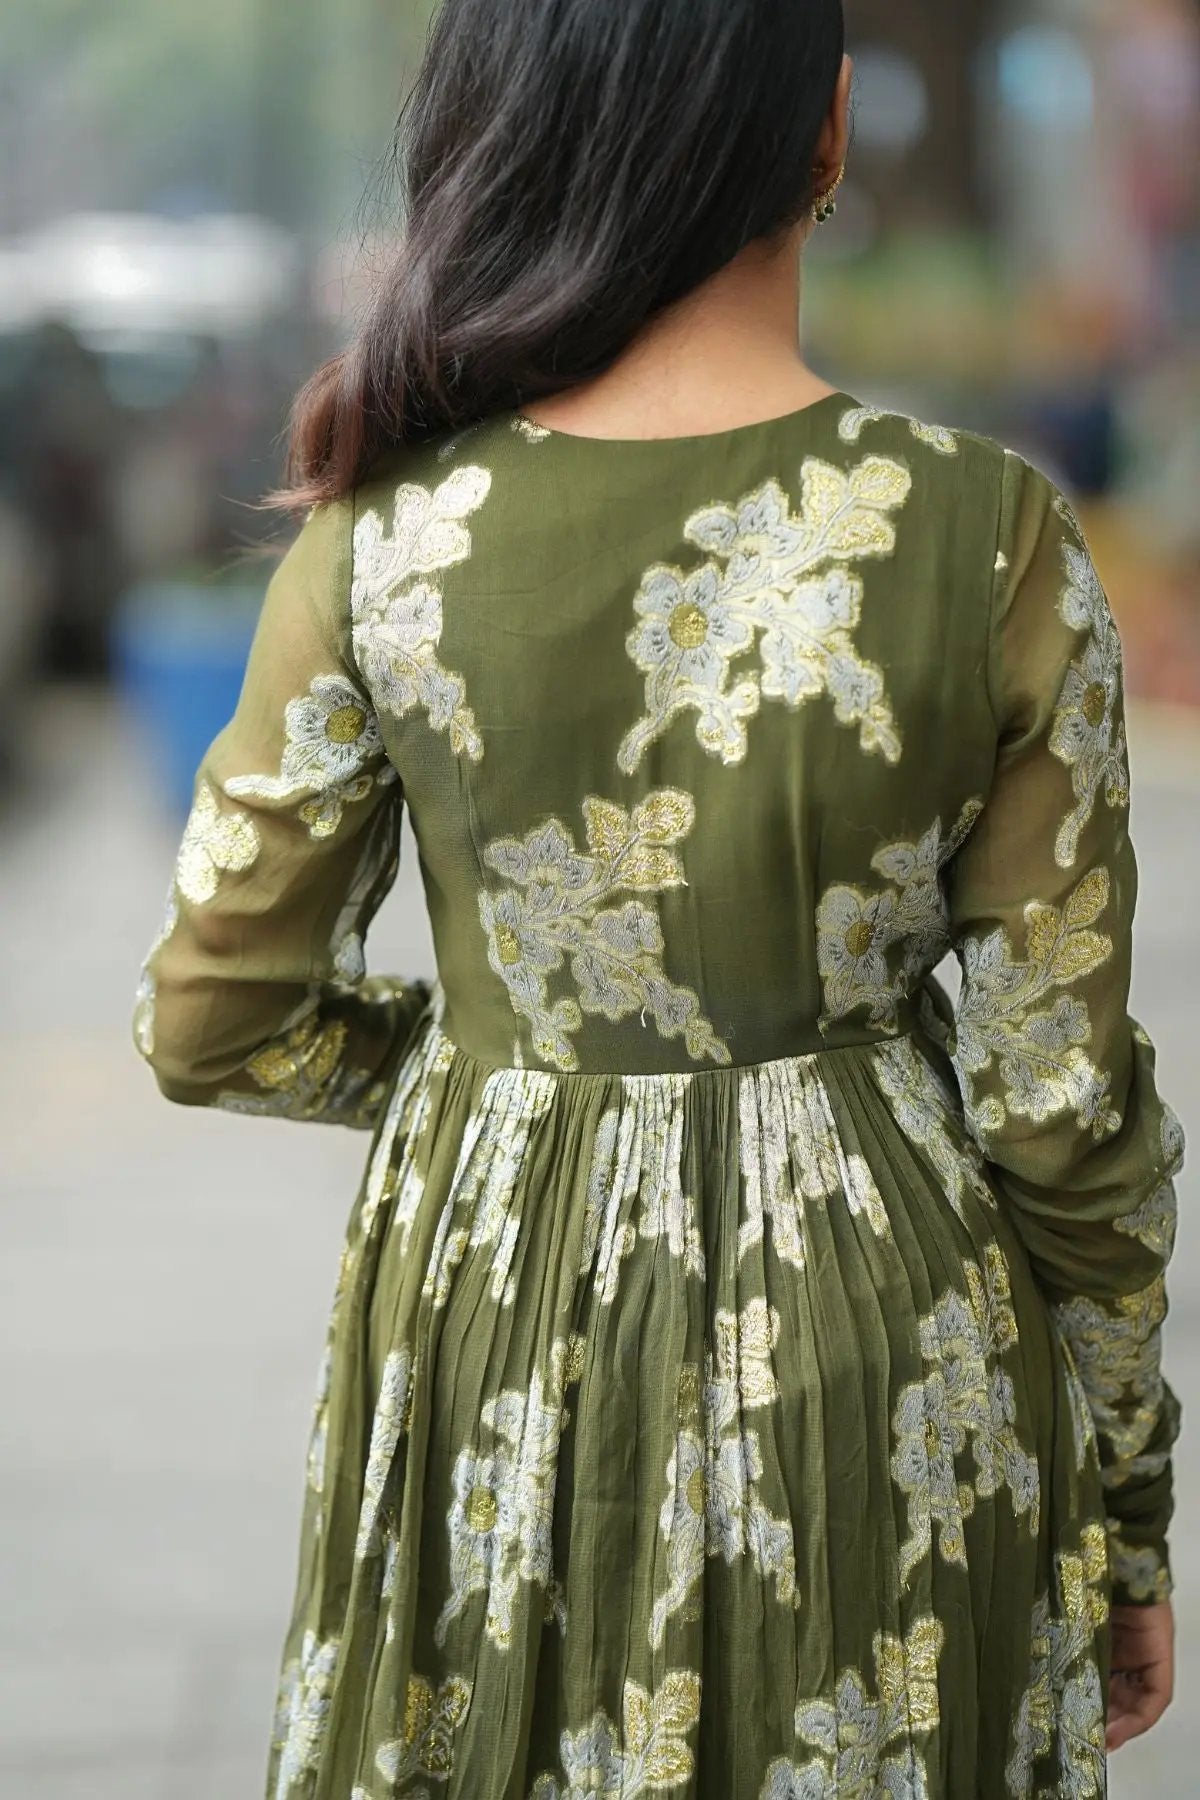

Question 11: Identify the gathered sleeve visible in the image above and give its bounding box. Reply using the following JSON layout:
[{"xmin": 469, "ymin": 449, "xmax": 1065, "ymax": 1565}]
[
  {"xmin": 945, "ymin": 450, "xmax": 1184, "ymax": 1606},
  {"xmin": 132, "ymin": 498, "xmax": 433, "ymax": 1128}
]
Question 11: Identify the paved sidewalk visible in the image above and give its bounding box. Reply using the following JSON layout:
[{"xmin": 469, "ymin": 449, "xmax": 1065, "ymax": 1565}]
[{"xmin": 1, "ymin": 687, "xmax": 1197, "ymax": 1796}]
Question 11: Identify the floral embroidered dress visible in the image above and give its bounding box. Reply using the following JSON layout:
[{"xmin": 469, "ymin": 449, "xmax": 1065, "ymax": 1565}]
[{"xmin": 132, "ymin": 392, "xmax": 1184, "ymax": 1800}]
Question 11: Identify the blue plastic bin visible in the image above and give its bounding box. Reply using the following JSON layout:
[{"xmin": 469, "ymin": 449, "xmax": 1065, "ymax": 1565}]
[{"xmin": 111, "ymin": 578, "xmax": 264, "ymax": 822}]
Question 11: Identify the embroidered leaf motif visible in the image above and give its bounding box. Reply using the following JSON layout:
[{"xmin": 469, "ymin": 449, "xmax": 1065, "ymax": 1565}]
[
  {"xmin": 816, "ymin": 800, "xmax": 984, "ymax": 1031},
  {"xmin": 176, "ymin": 780, "xmax": 260, "ymax": 903},
  {"xmin": 478, "ymin": 788, "xmax": 729, "ymax": 1072},
  {"xmin": 953, "ymin": 869, "xmax": 1120, "ymax": 1140},
  {"xmin": 618, "ymin": 455, "xmax": 912, "ymax": 773},
  {"xmin": 351, "ymin": 468, "xmax": 491, "ymax": 760},
  {"xmin": 1048, "ymin": 521, "xmax": 1130, "ymax": 870},
  {"xmin": 762, "ymin": 1615, "xmax": 946, "ymax": 1799},
  {"xmin": 838, "ymin": 402, "xmax": 959, "ymax": 456}
]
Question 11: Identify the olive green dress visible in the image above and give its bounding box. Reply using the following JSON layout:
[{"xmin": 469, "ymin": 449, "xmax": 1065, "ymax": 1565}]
[{"xmin": 132, "ymin": 392, "xmax": 1184, "ymax": 1800}]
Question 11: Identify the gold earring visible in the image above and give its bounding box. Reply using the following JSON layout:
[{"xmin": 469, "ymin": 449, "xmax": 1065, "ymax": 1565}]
[{"xmin": 813, "ymin": 167, "xmax": 845, "ymax": 224}]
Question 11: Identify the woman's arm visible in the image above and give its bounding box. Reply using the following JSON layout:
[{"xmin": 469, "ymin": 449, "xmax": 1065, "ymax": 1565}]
[
  {"xmin": 132, "ymin": 498, "xmax": 432, "ymax": 1128},
  {"xmin": 946, "ymin": 451, "xmax": 1184, "ymax": 1606}
]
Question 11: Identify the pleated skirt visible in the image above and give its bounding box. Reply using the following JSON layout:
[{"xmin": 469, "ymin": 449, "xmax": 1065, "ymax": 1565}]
[{"xmin": 264, "ymin": 1001, "xmax": 1112, "ymax": 1800}]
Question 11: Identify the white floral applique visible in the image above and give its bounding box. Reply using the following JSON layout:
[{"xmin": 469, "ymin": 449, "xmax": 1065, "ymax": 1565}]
[
  {"xmin": 838, "ymin": 403, "xmax": 959, "ymax": 457},
  {"xmin": 1051, "ymin": 1276, "xmax": 1170, "ymax": 1476},
  {"xmin": 953, "ymin": 866, "xmax": 1121, "ymax": 1143},
  {"xmin": 617, "ymin": 454, "xmax": 912, "ymax": 774},
  {"xmin": 816, "ymin": 800, "xmax": 983, "ymax": 1032},
  {"xmin": 354, "ymin": 1344, "xmax": 417, "ymax": 1560},
  {"xmin": 512, "ymin": 415, "xmax": 552, "ymax": 443},
  {"xmin": 872, "ymin": 1036, "xmax": 996, "ymax": 1225},
  {"xmin": 272, "ymin": 1630, "xmax": 340, "ymax": 1798},
  {"xmin": 1004, "ymin": 1524, "xmax": 1108, "ymax": 1800},
  {"xmin": 890, "ymin": 1246, "xmax": 1040, "ymax": 1586},
  {"xmin": 1047, "ymin": 518, "xmax": 1130, "ymax": 869},
  {"xmin": 1113, "ymin": 1105, "xmax": 1184, "ymax": 1260},
  {"xmin": 132, "ymin": 874, "xmax": 179, "ymax": 1058},
  {"xmin": 761, "ymin": 1614, "xmax": 945, "ymax": 1800},
  {"xmin": 531, "ymin": 1669, "xmax": 702, "ymax": 1799},
  {"xmin": 478, "ymin": 788, "xmax": 729, "ymax": 1072},
  {"xmin": 175, "ymin": 779, "xmax": 260, "ymax": 903},
  {"xmin": 351, "ymin": 466, "xmax": 491, "ymax": 760},
  {"xmin": 421, "ymin": 1066, "xmax": 557, "ymax": 1309},
  {"xmin": 434, "ymin": 1341, "xmax": 577, "ymax": 1651},
  {"xmin": 738, "ymin": 1057, "xmax": 888, "ymax": 1270},
  {"xmin": 372, "ymin": 1670, "xmax": 473, "ymax": 1788},
  {"xmin": 1106, "ymin": 1522, "xmax": 1171, "ymax": 1604},
  {"xmin": 225, "ymin": 674, "xmax": 396, "ymax": 840},
  {"xmin": 650, "ymin": 1298, "xmax": 798, "ymax": 1649}
]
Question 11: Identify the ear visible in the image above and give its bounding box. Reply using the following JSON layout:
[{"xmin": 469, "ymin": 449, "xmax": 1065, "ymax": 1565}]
[{"xmin": 812, "ymin": 54, "xmax": 853, "ymax": 194}]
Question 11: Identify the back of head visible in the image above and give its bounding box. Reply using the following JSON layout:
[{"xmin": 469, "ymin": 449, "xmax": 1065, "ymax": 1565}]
[{"xmin": 277, "ymin": 0, "xmax": 845, "ymax": 510}]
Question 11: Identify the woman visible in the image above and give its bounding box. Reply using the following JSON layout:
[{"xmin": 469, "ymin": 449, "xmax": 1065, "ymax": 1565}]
[{"xmin": 133, "ymin": 2, "xmax": 1182, "ymax": 1793}]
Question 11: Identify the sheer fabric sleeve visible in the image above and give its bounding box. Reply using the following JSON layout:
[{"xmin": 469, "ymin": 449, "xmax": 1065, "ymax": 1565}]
[
  {"xmin": 132, "ymin": 497, "xmax": 433, "ymax": 1128},
  {"xmin": 945, "ymin": 450, "xmax": 1184, "ymax": 1606}
]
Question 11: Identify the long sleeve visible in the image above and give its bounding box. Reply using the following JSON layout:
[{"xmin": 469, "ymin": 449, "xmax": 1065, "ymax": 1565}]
[
  {"xmin": 945, "ymin": 451, "xmax": 1184, "ymax": 1607},
  {"xmin": 132, "ymin": 497, "xmax": 433, "ymax": 1128}
]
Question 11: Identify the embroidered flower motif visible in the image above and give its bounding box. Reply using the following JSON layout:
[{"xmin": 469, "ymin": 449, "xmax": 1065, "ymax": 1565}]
[
  {"xmin": 817, "ymin": 801, "xmax": 983, "ymax": 1031},
  {"xmin": 224, "ymin": 674, "xmax": 395, "ymax": 841},
  {"xmin": 434, "ymin": 1349, "xmax": 572, "ymax": 1651},
  {"xmin": 272, "ymin": 1630, "xmax": 339, "ymax": 1799},
  {"xmin": 133, "ymin": 874, "xmax": 179, "ymax": 1058},
  {"xmin": 1106, "ymin": 1523, "xmax": 1171, "ymax": 1604},
  {"xmin": 1004, "ymin": 1526, "xmax": 1108, "ymax": 1800},
  {"xmin": 530, "ymin": 1669, "xmax": 702, "ymax": 1799},
  {"xmin": 352, "ymin": 466, "xmax": 491, "ymax": 760},
  {"xmin": 1112, "ymin": 1106, "xmax": 1184, "ymax": 1260},
  {"xmin": 354, "ymin": 1345, "xmax": 416, "ymax": 1560},
  {"xmin": 1052, "ymin": 1277, "xmax": 1170, "ymax": 1474},
  {"xmin": 579, "ymin": 1108, "xmax": 638, "ymax": 1304},
  {"xmin": 838, "ymin": 403, "xmax": 959, "ymax": 457},
  {"xmin": 617, "ymin": 456, "xmax": 911, "ymax": 773},
  {"xmin": 373, "ymin": 1671, "xmax": 473, "ymax": 1787},
  {"xmin": 478, "ymin": 788, "xmax": 729, "ymax": 1072},
  {"xmin": 421, "ymin": 1067, "xmax": 557, "ymax": 1309},
  {"xmin": 953, "ymin": 867, "xmax": 1120, "ymax": 1142},
  {"xmin": 213, "ymin": 1003, "xmax": 393, "ymax": 1127},
  {"xmin": 1048, "ymin": 535, "xmax": 1130, "ymax": 869},
  {"xmin": 738, "ymin": 1057, "xmax": 889, "ymax": 1270},
  {"xmin": 890, "ymin": 1247, "xmax": 1040, "ymax": 1585},
  {"xmin": 761, "ymin": 1615, "xmax": 945, "ymax": 1800},
  {"xmin": 872, "ymin": 1037, "xmax": 996, "ymax": 1224},
  {"xmin": 175, "ymin": 779, "xmax": 259, "ymax": 903},
  {"xmin": 650, "ymin": 1298, "xmax": 798, "ymax": 1648}
]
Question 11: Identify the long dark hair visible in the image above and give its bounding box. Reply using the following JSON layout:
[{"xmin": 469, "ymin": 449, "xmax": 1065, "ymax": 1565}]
[{"xmin": 274, "ymin": 0, "xmax": 845, "ymax": 511}]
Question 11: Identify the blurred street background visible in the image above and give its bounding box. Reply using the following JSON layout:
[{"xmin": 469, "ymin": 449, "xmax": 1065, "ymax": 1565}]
[{"xmin": 1, "ymin": 1, "xmax": 1198, "ymax": 1794}]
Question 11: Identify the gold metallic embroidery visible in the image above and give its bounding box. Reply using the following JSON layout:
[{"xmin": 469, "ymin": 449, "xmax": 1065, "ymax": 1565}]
[
  {"xmin": 762, "ymin": 1615, "xmax": 945, "ymax": 1799},
  {"xmin": 1004, "ymin": 1526, "xmax": 1108, "ymax": 1799},
  {"xmin": 530, "ymin": 1669, "xmax": 702, "ymax": 1798},
  {"xmin": 477, "ymin": 788, "xmax": 730, "ymax": 1071},
  {"xmin": 817, "ymin": 801, "xmax": 983, "ymax": 1031},
  {"xmin": 650, "ymin": 1297, "xmax": 798, "ymax": 1649},
  {"xmin": 175, "ymin": 779, "xmax": 259, "ymax": 903},
  {"xmin": 1048, "ymin": 524, "xmax": 1130, "ymax": 869},
  {"xmin": 890, "ymin": 1247, "xmax": 1040, "ymax": 1585},
  {"xmin": 352, "ymin": 466, "xmax": 490, "ymax": 760},
  {"xmin": 617, "ymin": 455, "xmax": 911, "ymax": 773},
  {"xmin": 225, "ymin": 673, "xmax": 395, "ymax": 840},
  {"xmin": 370, "ymin": 1671, "xmax": 473, "ymax": 1787},
  {"xmin": 953, "ymin": 867, "xmax": 1120, "ymax": 1141}
]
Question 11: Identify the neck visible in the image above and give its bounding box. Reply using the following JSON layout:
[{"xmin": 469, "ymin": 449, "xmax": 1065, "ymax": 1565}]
[{"xmin": 524, "ymin": 222, "xmax": 833, "ymax": 438}]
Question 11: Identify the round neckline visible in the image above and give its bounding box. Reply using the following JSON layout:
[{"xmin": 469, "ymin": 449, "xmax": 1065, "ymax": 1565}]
[{"xmin": 509, "ymin": 387, "xmax": 855, "ymax": 449}]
